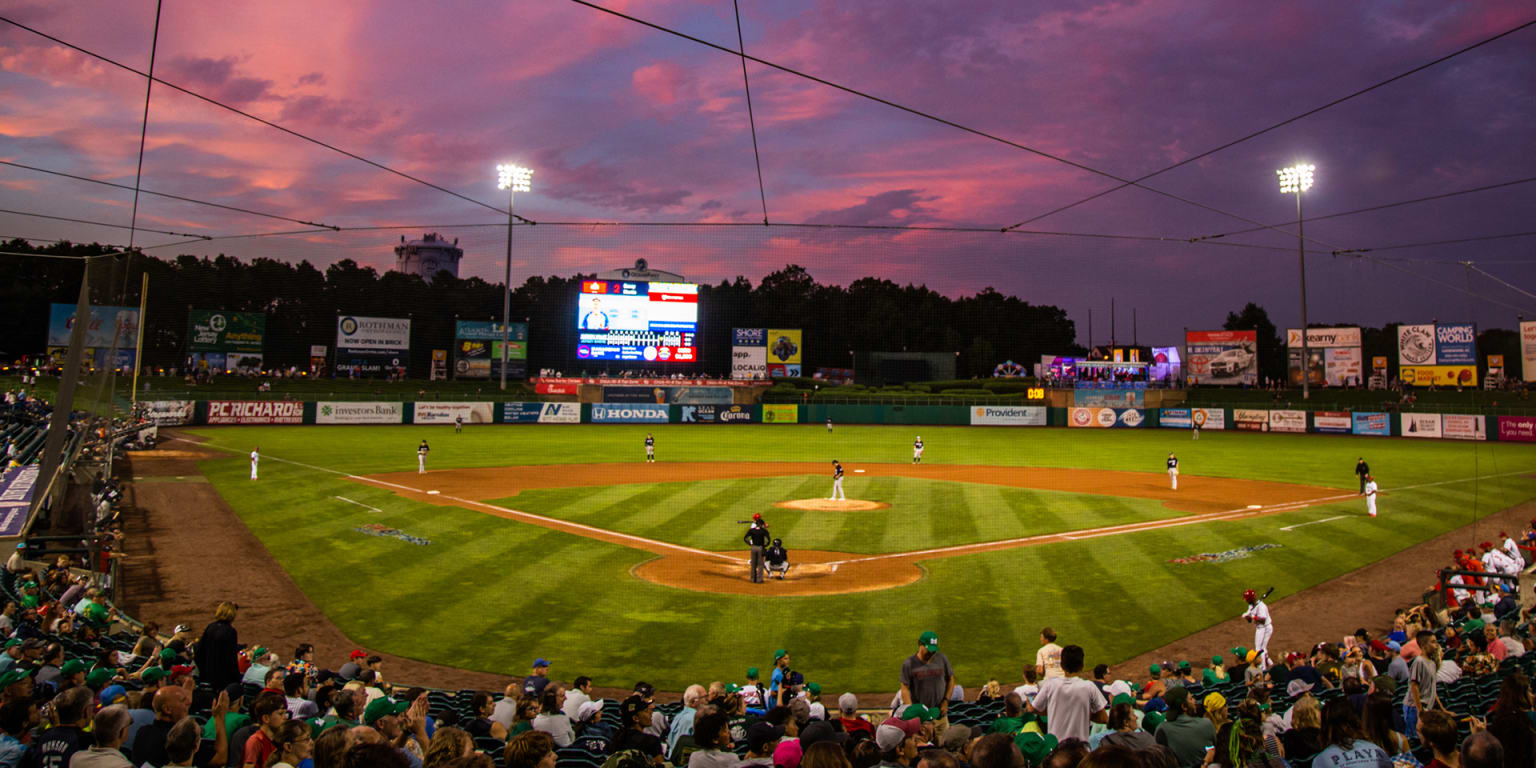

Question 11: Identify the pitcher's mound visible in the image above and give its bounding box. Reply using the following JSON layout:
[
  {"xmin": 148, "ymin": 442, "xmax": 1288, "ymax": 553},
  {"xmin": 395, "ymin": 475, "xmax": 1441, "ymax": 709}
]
[{"xmin": 774, "ymin": 499, "xmax": 891, "ymax": 512}]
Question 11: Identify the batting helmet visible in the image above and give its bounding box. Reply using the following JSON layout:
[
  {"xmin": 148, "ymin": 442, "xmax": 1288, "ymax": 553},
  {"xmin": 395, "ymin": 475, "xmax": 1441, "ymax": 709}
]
[
  {"xmin": 1243, "ymin": 589, "xmax": 1257, "ymax": 603},
  {"xmin": 753, "ymin": 513, "xmax": 763, "ymax": 521}
]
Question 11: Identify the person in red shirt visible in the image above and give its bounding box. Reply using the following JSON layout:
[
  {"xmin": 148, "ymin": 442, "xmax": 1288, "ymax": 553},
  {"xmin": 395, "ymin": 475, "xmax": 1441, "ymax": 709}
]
[
  {"xmin": 242, "ymin": 691, "xmax": 290, "ymax": 768},
  {"xmin": 1416, "ymin": 710, "xmax": 1459, "ymax": 768},
  {"xmin": 835, "ymin": 693, "xmax": 874, "ymax": 738}
]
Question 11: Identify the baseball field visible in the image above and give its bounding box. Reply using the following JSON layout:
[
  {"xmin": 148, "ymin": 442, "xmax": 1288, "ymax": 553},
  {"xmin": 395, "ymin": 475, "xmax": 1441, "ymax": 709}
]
[{"xmin": 169, "ymin": 424, "xmax": 1536, "ymax": 690}]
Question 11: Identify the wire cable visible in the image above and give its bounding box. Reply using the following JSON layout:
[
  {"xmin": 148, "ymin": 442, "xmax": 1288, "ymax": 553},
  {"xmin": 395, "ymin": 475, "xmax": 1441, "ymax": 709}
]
[
  {"xmin": 0, "ymin": 208, "xmax": 210, "ymax": 240},
  {"xmin": 1002, "ymin": 16, "xmax": 1536, "ymax": 231},
  {"xmin": 1334, "ymin": 230, "xmax": 1536, "ymax": 255},
  {"xmin": 0, "ymin": 15, "xmax": 535, "ymax": 225},
  {"xmin": 126, "ymin": 0, "xmax": 163, "ymax": 252},
  {"xmin": 1465, "ymin": 262, "xmax": 1536, "ymax": 303},
  {"xmin": 733, "ymin": 0, "xmax": 770, "ymax": 225}
]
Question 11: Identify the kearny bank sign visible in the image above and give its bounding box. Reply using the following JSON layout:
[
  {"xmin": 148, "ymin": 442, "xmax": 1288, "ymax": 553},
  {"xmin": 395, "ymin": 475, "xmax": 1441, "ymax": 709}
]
[{"xmin": 1286, "ymin": 327, "xmax": 1361, "ymax": 348}]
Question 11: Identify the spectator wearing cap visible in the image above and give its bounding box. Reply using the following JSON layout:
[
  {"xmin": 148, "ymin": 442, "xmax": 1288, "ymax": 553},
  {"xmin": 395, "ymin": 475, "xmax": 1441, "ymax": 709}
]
[
  {"xmin": 687, "ymin": 711, "xmax": 740, "ymax": 768},
  {"xmin": 803, "ymin": 683, "xmax": 826, "ymax": 720},
  {"xmin": 575, "ymin": 701, "xmax": 608, "ymax": 739},
  {"xmin": 533, "ymin": 682, "xmax": 574, "ymax": 747},
  {"xmin": 364, "ymin": 695, "xmax": 420, "ymax": 764},
  {"xmin": 30, "ymin": 685, "xmax": 94, "ymax": 766},
  {"xmin": 242, "ymin": 646, "xmax": 276, "ymax": 686},
  {"xmin": 194, "ymin": 601, "xmax": 243, "ymax": 692},
  {"xmin": 72, "ymin": 704, "xmax": 134, "ymax": 767},
  {"xmin": 770, "ymin": 651, "xmax": 793, "ymax": 707},
  {"xmin": 0, "ymin": 668, "xmax": 30, "ymax": 705},
  {"xmin": 900, "ymin": 632, "xmax": 954, "ymax": 736},
  {"xmin": 1028, "ymin": 645, "xmax": 1105, "ymax": 744},
  {"xmin": 743, "ymin": 668, "xmax": 768, "ymax": 712},
  {"xmin": 338, "ymin": 650, "xmax": 369, "ymax": 681},
  {"xmin": 837, "ymin": 693, "xmax": 874, "ymax": 740},
  {"xmin": 124, "ymin": 667, "xmax": 166, "ymax": 750},
  {"xmin": 875, "ymin": 717, "xmax": 921, "ymax": 768},
  {"xmin": 1203, "ymin": 656, "xmax": 1229, "ymax": 687},
  {"xmin": 742, "ymin": 721, "xmax": 784, "ymax": 767},
  {"xmin": 523, "ymin": 658, "xmax": 552, "ymax": 697},
  {"xmin": 615, "ymin": 694, "xmax": 665, "ymax": 762},
  {"xmin": 0, "ymin": 640, "xmax": 24, "ymax": 675},
  {"xmin": 668, "ymin": 684, "xmax": 708, "ymax": 761},
  {"xmin": 563, "ymin": 676, "xmax": 594, "ymax": 722},
  {"xmin": 1153, "ymin": 687, "xmax": 1215, "ymax": 768}
]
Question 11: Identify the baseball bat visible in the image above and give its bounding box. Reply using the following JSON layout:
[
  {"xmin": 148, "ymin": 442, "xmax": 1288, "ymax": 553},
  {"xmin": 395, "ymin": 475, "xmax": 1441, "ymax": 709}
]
[{"xmin": 1261, "ymin": 586, "xmax": 1274, "ymax": 601}]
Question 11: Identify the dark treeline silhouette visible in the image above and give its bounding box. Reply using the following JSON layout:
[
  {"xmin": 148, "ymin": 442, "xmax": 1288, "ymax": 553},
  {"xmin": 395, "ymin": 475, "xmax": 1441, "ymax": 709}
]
[{"xmin": 2, "ymin": 240, "xmax": 1082, "ymax": 378}]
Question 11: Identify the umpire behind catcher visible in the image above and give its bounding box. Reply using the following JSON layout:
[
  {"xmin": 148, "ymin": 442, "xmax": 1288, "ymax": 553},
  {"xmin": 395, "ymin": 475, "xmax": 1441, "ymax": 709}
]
[{"xmin": 744, "ymin": 513, "xmax": 770, "ymax": 584}]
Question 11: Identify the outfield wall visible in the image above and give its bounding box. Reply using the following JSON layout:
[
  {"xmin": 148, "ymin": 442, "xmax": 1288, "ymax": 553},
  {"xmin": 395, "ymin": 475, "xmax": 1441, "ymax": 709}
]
[{"xmin": 155, "ymin": 399, "xmax": 1535, "ymax": 442}]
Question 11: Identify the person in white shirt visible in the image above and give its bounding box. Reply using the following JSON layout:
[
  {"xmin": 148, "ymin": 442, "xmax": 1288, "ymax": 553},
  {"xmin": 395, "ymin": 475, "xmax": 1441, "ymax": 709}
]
[
  {"xmin": 1035, "ymin": 628, "xmax": 1064, "ymax": 679},
  {"xmin": 1363, "ymin": 475, "xmax": 1377, "ymax": 517},
  {"xmin": 563, "ymin": 676, "xmax": 594, "ymax": 722},
  {"xmin": 490, "ymin": 681, "xmax": 521, "ymax": 729},
  {"xmin": 1242, "ymin": 589, "xmax": 1273, "ymax": 668},
  {"xmin": 1011, "ymin": 666, "xmax": 1040, "ymax": 703},
  {"xmin": 250, "ymin": 448, "xmax": 259, "ymax": 480},
  {"xmin": 1027, "ymin": 645, "xmax": 1107, "ymax": 742},
  {"xmin": 532, "ymin": 684, "xmax": 575, "ymax": 747},
  {"xmin": 1501, "ymin": 532, "xmax": 1524, "ymax": 569}
]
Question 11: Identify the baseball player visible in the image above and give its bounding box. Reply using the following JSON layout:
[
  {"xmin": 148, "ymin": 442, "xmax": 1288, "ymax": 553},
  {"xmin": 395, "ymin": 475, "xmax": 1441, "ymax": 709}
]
[
  {"xmin": 645, "ymin": 433, "xmax": 655, "ymax": 463},
  {"xmin": 1363, "ymin": 474, "xmax": 1377, "ymax": 518},
  {"xmin": 1166, "ymin": 453, "xmax": 1179, "ymax": 490},
  {"xmin": 1242, "ymin": 589, "xmax": 1272, "ymax": 668},
  {"xmin": 830, "ymin": 460, "xmax": 845, "ymax": 501},
  {"xmin": 826, "ymin": 418, "xmax": 833, "ymax": 433},
  {"xmin": 743, "ymin": 513, "xmax": 770, "ymax": 584},
  {"xmin": 250, "ymin": 447, "xmax": 259, "ymax": 480},
  {"xmin": 417, "ymin": 439, "xmax": 430, "ymax": 474},
  {"xmin": 455, "ymin": 415, "xmax": 463, "ymax": 434},
  {"xmin": 765, "ymin": 538, "xmax": 790, "ymax": 579},
  {"xmin": 1501, "ymin": 531, "xmax": 1523, "ymax": 570},
  {"xmin": 1192, "ymin": 413, "xmax": 1201, "ymax": 441},
  {"xmin": 1482, "ymin": 541, "xmax": 1520, "ymax": 583},
  {"xmin": 912, "ymin": 436, "xmax": 924, "ymax": 464}
]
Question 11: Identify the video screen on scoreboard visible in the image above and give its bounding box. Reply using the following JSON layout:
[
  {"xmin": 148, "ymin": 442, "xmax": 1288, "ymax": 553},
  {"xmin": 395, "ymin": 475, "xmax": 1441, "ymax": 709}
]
[{"xmin": 576, "ymin": 280, "xmax": 698, "ymax": 362}]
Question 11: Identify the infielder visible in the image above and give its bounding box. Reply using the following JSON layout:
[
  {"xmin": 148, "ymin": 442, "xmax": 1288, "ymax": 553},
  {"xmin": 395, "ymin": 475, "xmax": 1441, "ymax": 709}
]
[
  {"xmin": 455, "ymin": 415, "xmax": 463, "ymax": 434},
  {"xmin": 418, "ymin": 439, "xmax": 430, "ymax": 474},
  {"xmin": 743, "ymin": 513, "xmax": 770, "ymax": 584},
  {"xmin": 1363, "ymin": 474, "xmax": 1377, "ymax": 518},
  {"xmin": 645, "ymin": 433, "xmax": 655, "ymax": 463},
  {"xmin": 1166, "ymin": 453, "xmax": 1179, "ymax": 490},
  {"xmin": 1242, "ymin": 589, "xmax": 1272, "ymax": 668},
  {"xmin": 826, "ymin": 418, "xmax": 833, "ymax": 433},
  {"xmin": 250, "ymin": 447, "xmax": 259, "ymax": 480},
  {"xmin": 765, "ymin": 538, "xmax": 790, "ymax": 579},
  {"xmin": 912, "ymin": 436, "xmax": 924, "ymax": 464},
  {"xmin": 830, "ymin": 460, "xmax": 846, "ymax": 501}
]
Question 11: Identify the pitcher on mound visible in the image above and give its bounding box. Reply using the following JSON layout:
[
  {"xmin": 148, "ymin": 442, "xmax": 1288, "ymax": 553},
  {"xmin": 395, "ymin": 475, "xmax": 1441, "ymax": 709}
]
[{"xmin": 830, "ymin": 460, "xmax": 846, "ymax": 501}]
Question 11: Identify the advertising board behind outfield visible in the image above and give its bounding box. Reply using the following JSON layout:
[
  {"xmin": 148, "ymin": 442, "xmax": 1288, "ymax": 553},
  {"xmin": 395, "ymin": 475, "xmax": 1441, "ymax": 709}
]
[
  {"xmin": 1185, "ymin": 330, "xmax": 1258, "ymax": 386},
  {"xmin": 970, "ymin": 406, "xmax": 1047, "ymax": 426},
  {"xmin": 1268, "ymin": 410, "xmax": 1306, "ymax": 433},
  {"xmin": 1500, "ymin": 416, "xmax": 1536, "ymax": 442},
  {"xmin": 316, "ymin": 402, "xmax": 404, "ymax": 425},
  {"xmin": 144, "ymin": 401, "xmax": 194, "ymax": 426},
  {"xmin": 762, "ymin": 404, "xmax": 799, "ymax": 424},
  {"xmin": 591, "ymin": 404, "xmax": 669, "ymax": 423},
  {"xmin": 1312, "ymin": 412, "xmax": 1351, "ymax": 434},
  {"xmin": 207, "ymin": 401, "xmax": 304, "ymax": 425},
  {"xmin": 1069, "ymin": 407, "xmax": 1144, "ymax": 428},
  {"xmin": 537, "ymin": 403, "xmax": 580, "ymax": 424},
  {"xmin": 499, "ymin": 403, "xmax": 546, "ymax": 423},
  {"xmin": 604, "ymin": 386, "xmax": 733, "ymax": 404},
  {"xmin": 681, "ymin": 405, "xmax": 759, "ymax": 423},
  {"xmin": 1522, "ymin": 322, "xmax": 1536, "ymax": 382},
  {"xmin": 1352, "ymin": 412, "xmax": 1390, "ymax": 436},
  {"xmin": 414, "ymin": 402, "xmax": 493, "ymax": 424},
  {"xmin": 1442, "ymin": 414, "xmax": 1486, "ymax": 441},
  {"xmin": 1402, "ymin": 413, "xmax": 1443, "ymax": 438},
  {"xmin": 1072, "ymin": 389, "xmax": 1144, "ymax": 408},
  {"xmin": 1234, "ymin": 409, "xmax": 1269, "ymax": 431},
  {"xmin": 1159, "ymin": 408, "xmax": 1225, "ymax": 430}
]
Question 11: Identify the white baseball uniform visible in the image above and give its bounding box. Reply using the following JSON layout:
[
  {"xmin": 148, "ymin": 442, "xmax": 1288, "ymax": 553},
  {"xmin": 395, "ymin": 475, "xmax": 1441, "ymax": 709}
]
[
  {"xmin": 1243, "ymin": 599, "xmax": 1272, "ymax": 667},
  {"xmin": 831, "ymin": 463, "xmax": 845, "ymax": 501},
  {"xmin": 1364, "ymin": 480, "xmax": 1378, "ymax": 517},
  {"xmin": 1503, "ymin": 536, "xmax": 1523, "ymax": 569},
  {"xmin": 250, "ymin": 450, "xmax": 259, "ymax": 480},
  {"xmin": 1167, "ymin": 456, "xmax": 1179, "ymax": 490},
  {"xmin": 913, "ymin": 438, "xmax": 924, "ymax": 464},
  {"xmin": 418, "ymin": 443, "xmax": 428, "ymax": 474}
]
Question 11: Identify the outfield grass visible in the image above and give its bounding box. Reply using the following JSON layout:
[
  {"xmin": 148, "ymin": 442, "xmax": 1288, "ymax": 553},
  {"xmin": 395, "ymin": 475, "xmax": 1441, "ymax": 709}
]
[{"xmin": 182, "ymin": 424, "xmax": 1536, "ymax": 691}]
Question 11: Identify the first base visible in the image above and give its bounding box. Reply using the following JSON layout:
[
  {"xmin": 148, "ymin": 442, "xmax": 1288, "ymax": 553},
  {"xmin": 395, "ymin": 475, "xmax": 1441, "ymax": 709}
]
[
  {"xmin": 854, "ymin": 469, "xmax": 866, "ymax": 473},
  {"xmin": 1246, "ymin": 504, "xmax": 1262, "ymax": 509},
  {"xmin": 427, "ymin": 490, "xmax": 441, "ymax": 495}
]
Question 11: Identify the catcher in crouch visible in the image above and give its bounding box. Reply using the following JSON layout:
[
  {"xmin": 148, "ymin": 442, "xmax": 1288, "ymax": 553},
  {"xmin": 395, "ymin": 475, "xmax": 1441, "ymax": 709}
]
[{"xmin": 765, "ymin": 538, "xmax": 791, "ymax": 579}]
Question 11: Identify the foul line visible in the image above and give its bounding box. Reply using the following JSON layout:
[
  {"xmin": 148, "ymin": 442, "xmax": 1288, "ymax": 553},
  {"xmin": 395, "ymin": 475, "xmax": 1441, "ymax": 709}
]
[
  {"xmin": 1279, "ymin": 515, "xmax": 1347, "ymax": 532},
  {"xmin": 334, "ymin": 496, "xmax": 382, "ymax": 513}
]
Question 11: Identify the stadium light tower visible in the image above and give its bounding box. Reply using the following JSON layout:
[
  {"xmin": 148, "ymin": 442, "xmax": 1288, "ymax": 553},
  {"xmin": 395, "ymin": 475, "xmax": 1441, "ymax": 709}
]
[
  {"xmin": 495, "ymin": 164, "xmax": 534, "ymax": 391},
  {"xmin": 1277, "ymin": 163, "xmax": 1314, "ymax": 400}
]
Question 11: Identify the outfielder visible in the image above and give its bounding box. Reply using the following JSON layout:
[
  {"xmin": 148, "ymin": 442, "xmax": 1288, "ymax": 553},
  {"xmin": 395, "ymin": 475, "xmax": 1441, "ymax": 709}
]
[
  {"xmin": 250, "ymin": 447, "xmax": 259, "ymax": 480},
  {"xmin": 830, "ymin": 460, "xmax": 846, "ymax": 501},
  {"xmin": 645, "ymin": 433, "xmax": 655, "ymax": 463},
  {"xmin": 418, "ymin": 439, "xmax": 430, "ymax": 474},
  {"xmin": 1242, "ymin": 589, "xmax": 1272, "ymax": 668},
  {"xmin": 455, "ymin": 415, "xmax": 463, "ymax": 434},
  {"xmin": 765, "ymin": 538, "xmax": 790, "ymax": 579},
  {"xmin": 743, "ymin": 513, "xmax": 770, "ymax": 584},
  {"xmin": 913, "ymin": 436, "xmax": 924, "ymax": 464},
  {"xmin": 1166, "ymin": 453, "xmax": 1179, "ymax": 490},
  {"xmin": 1363, "ymin": 474, "xmax": 1377, "ymax": 518},
  {"xmin": 826, "ymin": 418, "xmax": 833, "ymax": 433}
]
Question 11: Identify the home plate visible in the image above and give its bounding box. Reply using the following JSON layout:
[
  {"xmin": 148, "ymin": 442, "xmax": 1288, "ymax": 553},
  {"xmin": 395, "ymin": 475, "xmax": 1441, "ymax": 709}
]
[
  {"xmin": 427, "ymin": 490, "xmax": 440, "ymax": 495},
  {"xmin": 1247, "ymin": 504, "xmax": 1262, "ymax": 509}
]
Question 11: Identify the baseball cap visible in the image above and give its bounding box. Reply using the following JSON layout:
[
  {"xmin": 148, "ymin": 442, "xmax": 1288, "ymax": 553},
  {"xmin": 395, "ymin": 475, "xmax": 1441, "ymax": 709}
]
[
  {"xmin": 533, "ymin": 658, "xmax": 550, "ymax": 668},
  {"xmin": 170, "ymin": 665, "xmax": 194, "ymax": 677},
  {"xmin": 173, "ymin": 624, "xmax": 191, "ymax": 634},
  {"xmin": 940, "ymin": 724, "xmax": 972, "ymax": 751},
  {"xmin": 620, "ymin": 695, "xmax": 652, "ymax": 724},
  {"xmin": 98, "ymin": 684, "xmax": 127, "ymax": 706},
  {"xmin": 251, "ymin": 646, "xmax": 268, "ymax": 658},
  {"xmin": 725, "ymin": 683, "xmax": 742, "ymax": 694},
  {"xmin": 747, "ymin": 667, "xmax": 759, "ymax": 679},
  {"xmin": 753, "ymin": 513, "xmax": 763, "ymax": 520},
  {"xmin": 883, "ymin": 716, "xmax": 921, "ymax": 737},
  {"xmin": 1203, "ymin": 692, "xmax": 1226, "ymax": 712},
  {"xmin": 86, "ymin": 668, "xmax": 114, "ymax": 688},
  {"xmin": 1178, "ymin": 660, "xmax": 1191, "ymax": 671},
  {"xmin": 799, "ymin": 720, "xmax": 847, "ymax": 749},
  {"xmin": 838, "ymin": 692, "xmax": 858, "ymax": 712},
  {"xmin": 901, "ymin": 703, "xmax": 938, "ymax": 722},
  {"xmin": 364, "ymin": 697, "xmax": 410, "ymax": 725},
  {"xmin": 349, "ymin": 650, "xmax": 368, "ymax": 660},
  {"xmin": 1286, "ymin": 679, "xmax": 1314, "ymax": 699},
  {"xmin": 1245, "ymin": 650, "xmax": 1259, "ymax": 663},
  {"xmin": 774, "ymin": 649, "xmax": 789, "ymax": 660},
  {"xmin": 0, "ymin": 669, "xmax": 30, "ymax": 688},
  {"xmin": 1015, "ymin": 732, "xmax": 1058, "ymax": 767},
  {"xmin": 747, "ymin": 721, "xmax": 786, "ymax": 753},
  {"xmin": 1148, "ymin": 663, "xmax": 1160, "ymax": 675},
  {"xmin": 918, "ymin": 631, "xmax": 939, "ymax": 651},
  {"xmin": 1163, "ymin": 687, "xmax": 1189, "ymax": 711},
  {"xmin": 2, "ymin": 640, "xmax": 19, "ymax": 650},
  {"xmin": 1111, "ymin": 693, "xmax": 1134, "ymax": 707},
  {"xmin": 140, "ymin": 667, "xmax": 167, "ymax": 683},
  {"xmin": 576, "ymin": 701, "xmax": 603, "ymax": 722},
  {"xmin": 1141, "ymin": 710, "xmax": 1166, "ymax": 735},
  {"xmin": 1211, "ymin": 655, "xmax": 1223, "ymax": 665},
  {"xmin": 60, "ymin": 660, "xmax": 87, "ymax": 676},
  {"xmin": 1230, "ymin": 646, "xmax": 1248, "ymax": 659},
  {"xmin": 774, "ymin": 739, "xmax": 803, "ymax": 768},
  {"xmin": 805, "ymin": 682, "xmax": 821, "ymax": 696},
  {"xmin": 633, "ymin": 681, "xmax": 655, "ymax": 699},
  {"xmin": 874, "ymin": 723, "xmax": 909, "ymax": 751},
  {"xmin": 159, "ymin": 648, "xmax": 177, "ymax": 661}
]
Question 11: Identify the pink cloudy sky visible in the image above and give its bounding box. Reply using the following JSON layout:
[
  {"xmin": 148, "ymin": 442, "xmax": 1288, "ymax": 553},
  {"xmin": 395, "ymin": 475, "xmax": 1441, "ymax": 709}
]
[{"xmin": 2, "ymin": 0, "xmax": 1534, "ymax": 345}]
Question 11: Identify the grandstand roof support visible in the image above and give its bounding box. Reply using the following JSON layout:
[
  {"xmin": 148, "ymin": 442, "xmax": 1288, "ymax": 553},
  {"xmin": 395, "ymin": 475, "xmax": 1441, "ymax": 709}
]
[{"xmin": 34, "ymin": 269, "xmax": 92, "ymax": 534}]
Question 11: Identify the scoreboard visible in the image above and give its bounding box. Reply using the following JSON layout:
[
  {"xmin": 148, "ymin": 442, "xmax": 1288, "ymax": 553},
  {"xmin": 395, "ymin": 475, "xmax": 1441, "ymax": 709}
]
[{"xmin": 576, "ymin": 280, "xmax": 698, "ymax": 362}]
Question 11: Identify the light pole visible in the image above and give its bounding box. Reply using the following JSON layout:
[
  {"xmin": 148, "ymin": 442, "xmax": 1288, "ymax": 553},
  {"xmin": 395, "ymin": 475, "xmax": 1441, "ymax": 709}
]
[
  {"xmin": 1277, "ymin": 163, "xmax": 1314, "ymax": 400},
  {"xmin": 495, "ymin": 163, "xmax": 533, "ymax": 391}
]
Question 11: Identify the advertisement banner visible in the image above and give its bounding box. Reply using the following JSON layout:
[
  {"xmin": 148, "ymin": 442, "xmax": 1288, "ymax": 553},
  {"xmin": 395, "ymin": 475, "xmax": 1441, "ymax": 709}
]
[
  {"xmin": 1312, "ymin": 411, "xmax": 1352, "ymax": 434},
  {"xmin": 455, "ymin": 320, "xmax": 528, "ymax": 342},
  {"xmin": 1401, "ymin": 365, "xmax": 1477, "ymax": 387},
  {"xmin": 731, "ymin": 346, "xmax": 767, "ymax": 380},
  {"xmin": 207, "ymin": 401, "xmax": 304, "ymax": 425},
  {"xmin": 336, "ymin": 316, "xmax": 410, "ymax": 351},
  {"xmin": 1185, "ymin": 330, "xmax": 1258, "ymax": 385},
  {"xmin": 1269, "ymin": 410, "xmax": 1306, "ymax": 433},
  {"xmin": 1523, "ymin": 321, "xmax": 1536, "ymax": 381},
  {"xmin": 970, "ymin": 406, "xmax": 1048, "ymax": 426},
  {"xmin": 1161, "ymin": 408, "xmax": 1192, "ymax": 428},
  {"xmin": 1287, "ymin": 348, "xmax": 1325, "ymax": 389},
  {"xmin": 1499, "ymin": 416, "xmax": 1536, "ymax": 442},
  {"xmin": 1435, "ymin": 323, "xmax": 1476, "ymax": 365},
  {"xmin": 0, "ymin": 466, "xmax": 40, "ymax": 536},
  {"xmin": 1072, "ymin": 389, "xmax": 1144, "ymax": 408},
  {"xmin": 1397, "ymin": 324, "xmax": 1436, "ymax": 366},
  {"xmin": 766, "ymin": 329, "xmax": 802, "ymax": 364},
  {"xmin": 1325, "ymin": 348, "xmax": 1363, "ymax": 387},
  {"xmin": 1286, "ymin": 327, "xmax": 1362, "ymax": 348},
  {"xmin": 1234, "ymin": 408, "xmax": 1269, "ymax": 431},
  {"xmin": 604, "ymin": 386, "xmax": 733, "ymax": 404},
  {"xmin": 1443, "ymin": 414, "xmax": 1486, "ymax": 441},
  {"xmin": 1189, "ymin": 408, "xmax": 1226, "ymax": 430},
  {"xmin": 500, "ymin": 402, "xmax": 545, "ymax": 423},
  {"xmin": 1352, "ymin": 412, "xmax": 1391, "ymax": 436},
  {"xmin": 537, "ymin": 402, "xmax": 581, "ymax": 424},
  {"xmin": 762, "ymin": 404, "xmax": 799, "ymax": 424},
  {"xmin": 144, "ymin": 401, "xmax": 194, "ymax": 426},
  {"xmin": 47, "ymin": 304, "xmax": 140, "ymax": 348},
  {"xmin": 1069, "ymin": 407, "xmax": 1144, "ymax": 428},
  {"xmin": 316, "ymin": 402, "xmax": 404, "ymax": 425},
  {"xmin": 732, "ymin": 328, "xmax": 767, "ymax": 347},
  {"xmin": 1402, "ymin": 413, "xmax": 1443, "ymax": 438},
  {"xmin": 186, "ymin": 310, "xmax": 265, "ymax": 353},
  {"xmin": 1372, "ymin": 357, "xmax": 1388, "ymax": 374},
  {"xmin": 535, "ymin": 380, "xmax": 579, "ymax": 395},
  {"xmin": 590, "ymin": 404, "xmax": 669, "ymax": 423},
  {"xmin": 413, "ymin": 402, "xmax": 493, "ymax": 424},
  {"xmin": 680, "ymin": 404, "xmax": 759, "ymax": 423}
]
